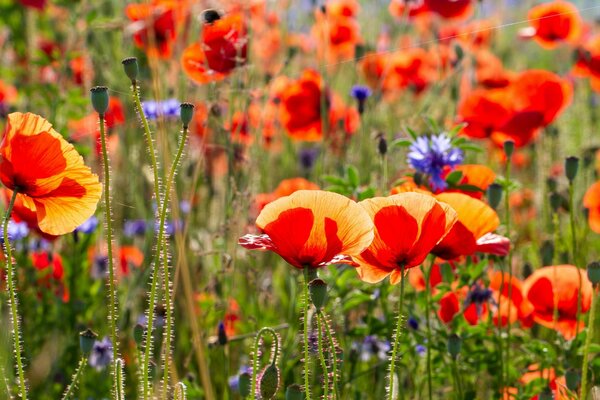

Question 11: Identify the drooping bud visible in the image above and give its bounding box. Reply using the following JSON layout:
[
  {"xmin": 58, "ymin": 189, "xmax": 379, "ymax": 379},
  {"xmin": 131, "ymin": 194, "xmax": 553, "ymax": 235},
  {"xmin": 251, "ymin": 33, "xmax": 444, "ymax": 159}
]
[
  {"xmin": 79, "ymin": 328, "xmax": 98, "ymax": 355},
  {"xmin": 90, "ymin": 86, "xmax": 109, "ymax": 116},
  {"xmin": 309, "ymin": 278, "xmax": 328, "ymax": 311},
  {"xmin": 587, "ymin": 261, "xmax": 600, "ymax": 285},
  {"xmin": 546, "ymin": 177, "xmax": 558, "ymax": 192},
  {"xmin": 259, "ymin": 364, "xmax": 280, "ymax": 399},
  {"xmin": 121, "ymin": 57, "xmax": 139, "ymax": 81},
  {"xmin": 487, "ymin": 183, "xmax": 503, "ymax": 210},
  {"xmin": 180, "ymin": 102, "xmax": 195, "ymax": 129},
  {"xmin": 565, "ymin": 156, "xmax": 579, "ymax": 182},
  {"xmin": 447, "ymin": 334, "xmax": 461, "ymax": 360}
]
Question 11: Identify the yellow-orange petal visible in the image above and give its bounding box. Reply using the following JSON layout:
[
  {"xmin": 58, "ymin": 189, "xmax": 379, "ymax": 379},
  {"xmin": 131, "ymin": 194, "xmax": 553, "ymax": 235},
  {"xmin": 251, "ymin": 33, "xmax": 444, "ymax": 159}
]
[
  {"xmin": 255, "ymin": 190, "xmax": 374, "ymax": 268},
  {"xmin": 436, "ymin": 192, "xmax": 499, "ymax": 239}
]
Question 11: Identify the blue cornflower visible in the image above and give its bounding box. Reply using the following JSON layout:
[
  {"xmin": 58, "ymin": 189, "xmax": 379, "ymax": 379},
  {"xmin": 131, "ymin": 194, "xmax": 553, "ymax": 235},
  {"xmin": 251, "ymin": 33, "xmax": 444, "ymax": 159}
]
[
  {"xmin": 142, "ymin": 98, "xmax": 181, "ymax": 121},
  {"xmin": 359, "ymin": 335, "xmax": 391, "ymax": 362},
  {"xmin": 407, "ymin": 316, "xmax": 419, "ymax": 330},
  {"xmin": 229, "ymin": 366, "xmax": 252, "ymax": 392},
  {"xmin": 416, "ymin": 344, "xmax": 426, "ymax": 357},
  {"xmin": 407, "ymin": 133, "xmax": 464, "ymax": 190},
  {"xmin": 124, "ymin": 219, "xmax": 147, "ymax": 237},
  {"xmin": 464, "ymin": 284, "xmax": 495, "ymax": 319},
  {"xmin": 88, "ymin": 337, "xmax": 113, "ymax": 371},
  {"xmin": 299, "ymin": 147, "xmax": 320, "ymax": 171},
  {"xmin": 350, "ymin": 85, "xmax": 372, "ymax": 114},
  {"xmin": 0, "ymin": 220, "xmax": 29, "ymax": 243},
  {"xmin": 75, "ymin": 216, "xmax": 98, "ymax": 234}
]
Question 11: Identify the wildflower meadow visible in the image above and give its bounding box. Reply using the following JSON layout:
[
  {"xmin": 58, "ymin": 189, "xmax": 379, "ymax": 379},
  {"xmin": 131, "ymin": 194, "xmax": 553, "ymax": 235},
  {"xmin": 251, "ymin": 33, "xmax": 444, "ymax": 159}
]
[{"xmin": 1, "ymin": 0, "xmax": 600, "ymax": 399}]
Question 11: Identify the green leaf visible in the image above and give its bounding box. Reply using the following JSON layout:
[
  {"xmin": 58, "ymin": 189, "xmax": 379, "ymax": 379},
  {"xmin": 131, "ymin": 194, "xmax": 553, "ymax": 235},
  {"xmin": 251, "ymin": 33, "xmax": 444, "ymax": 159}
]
[
  {"xmin": 323, "ymin": 175, "xmax": 347, "ymax": 186},
  {"xmin": 358, "ymin": 187, "xmax": 376, "ymax": 201},
  {"xmin": 342, "ymin": 292, "xmax": 373, "ymax": 312},
  {"xmin": 347, "ymin": 165, "xmax": 360, "ymax": 188},
  {"xmin": 445, "ymin": 170, "xmax": 464, "ymax": 186},
  {"xmin": 405, "ymin": 127, "xmax": 419, "ymax": 140},
  {"xmin": 390, "ymin": 139, "xmax": 412, "ymax": 148}
]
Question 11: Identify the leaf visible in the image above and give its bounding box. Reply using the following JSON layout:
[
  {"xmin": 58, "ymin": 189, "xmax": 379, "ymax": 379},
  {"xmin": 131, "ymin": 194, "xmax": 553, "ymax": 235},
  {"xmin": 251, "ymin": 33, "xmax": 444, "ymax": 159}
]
[
  {"xmin": 445, "ymin": 170, "xmax": 464, "ymax": 186},
  {"xmin": 342, "ymin": 292, "xmax": 373, "ymax": 312},
  {"xmin": 390, "ymin": 139, "xmax": 412, "ymax": 148},
  {"xmin": 346, "ymin": 165, "xmax": 360, "ymax": 188},
  {"xmin": 405, "ymin": 127, "xmax": 418, "ymax": 140},
  {"xmin": 325, "ymin": 185, "xmax": 349, "ymax": 195},
  {"xmin": 322, "ymin": 175, "xmax": 347, "ymax": 186},
  {"xmin": 358, "ymin": 187, "xmax": 376, "ymax": 201}
]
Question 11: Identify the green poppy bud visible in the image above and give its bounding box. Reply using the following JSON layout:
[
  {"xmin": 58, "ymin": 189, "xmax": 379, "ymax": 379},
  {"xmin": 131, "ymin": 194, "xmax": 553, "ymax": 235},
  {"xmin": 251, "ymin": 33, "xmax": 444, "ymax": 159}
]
[
  {"xmin": 79, "ymin": 328, "xmax": 98, "ymax": 355},
  {"xmin": 90, "ymin": 86, "xmax": 109, "ymax": 115},
  {"xmin": 121, "ymin": 57, "xmax": 139, "ymax": 81}
]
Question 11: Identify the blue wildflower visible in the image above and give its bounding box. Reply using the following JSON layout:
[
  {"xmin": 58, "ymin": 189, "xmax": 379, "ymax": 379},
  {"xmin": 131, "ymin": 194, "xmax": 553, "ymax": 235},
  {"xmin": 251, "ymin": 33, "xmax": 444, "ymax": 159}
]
[
  {"xmin": 407, "ymin": 133, "xmax": 464, "ymax": 190},
  {"xmin": 359, "ymin": 335, "xmax": 391, "ymax": 362},
  {"xmin": 464, "ymin": 284, "xmax": 495, "ymax": 319},
  {"xmin": 350, "ymin": 85, "xmax": 372, "ymax": 114},
  {"xmin": 0, "ymin": 220, "xmax": 29, "ymax": 243},
  {"xmin": 408, "ymin": 316, "xmax": 419, "ymax": 330},
  {"xmin": 229, "ymin": 366, "xmax": 252, "ymax": 392},
  {"xmin": 416, "ymin": 344, "xmax": 426, "ymax": 357},
  {"xmin": 75, "ymin": 216, "xmax": 98, "ymax": 234},
  {"xmin": 299, "ymin": 147, "xmax": 319, "ymax": 171},
  {"xmin": 88, "ymin": 337, "xmax": 113, "ymax": 371},
  {"xmin": 142, "ymin": 98, "xmax": 181, "ymax": 121},
  {"xmin": 124, "ymin": 219, "xmax": 147, "ymax": 237}
]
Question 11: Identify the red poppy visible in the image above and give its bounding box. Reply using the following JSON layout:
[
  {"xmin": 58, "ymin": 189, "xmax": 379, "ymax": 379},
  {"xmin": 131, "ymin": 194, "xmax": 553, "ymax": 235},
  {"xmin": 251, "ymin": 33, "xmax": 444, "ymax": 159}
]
[
  {"xmin": 489, "ymin": 271, "xmax": 534, "ymax": 328},
  {"xmin": 239, "ymin": 190, "xmax": 374, "ymax": 269},
  {"xmin": 584, "ymin": 181, "xmax": 600, "ymax": 233},
  {"xmin": 0, "ymin": 113, "xmax": 102, "ymax": 235},
  {"xmin": 573, "ymin": 34, "xmax": 600, "ymax": 92},
  {"xmin": 312, "ymin": 4, "xmax": 362, "ymax": 65},
  {"xmin": 424, "ymin": 0, "xmax": 473, "ymax": 20},
  {"xmin": 432, "ymin": 193, "xmax": 506, "ymax": 260},
  {"xmin": 254, "ymin": 178, "xmax": 320, "ymax": 213},
  {"xmin": 524, "ymin": 1, "xmax": 582, "ymax": 49},
  {"xmin": 523, "ymin": 265, "xmax": 593, "ymax": 340},
  {"xmin": 19, "ymin": 0, "xmax": 46, "ymax": 10},
  {"xmin": 125, "ymin": 1, "xmax": 180, "ymax": 59},
  {"xmin": 354, "ymin": 192, "xmax": 457, "ymax": 284},
  {"xmin": 0, "ymin": 80, "xmax": 17, "ymax": 108},
  {"xmin": 119, "ymin": 246, "xmax": 144, "ymax": 276}
]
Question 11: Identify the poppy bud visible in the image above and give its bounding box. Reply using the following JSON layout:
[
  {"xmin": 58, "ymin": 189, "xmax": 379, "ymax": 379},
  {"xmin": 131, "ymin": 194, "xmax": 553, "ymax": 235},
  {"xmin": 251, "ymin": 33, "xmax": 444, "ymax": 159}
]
[
  {"xmin": 503, "ymin": 140, "xmax": 515, "ymax": 159},
  {"xmin": 180, "ymin": 102, "xmax": 195, "ymax": 129},
  {"xmin": 540, "ymin": 240, "xmax": 554, "ymax": 267},
  {"xmin": 550, "ymin": 192, "xmax": 562, "ymax": 212},
  {"xmin": 121, "ymin": 57, "xmax": 139, "ymax": 81},
  {"xmin": 285, "ymin": 384, "xmax": 304, "ymax": 400},
  {"xmin": 587, "ymin": 261, "xmax": 600, "ymax": 285},
  {"xmin": 238, "ymin": 372, "xmax": 252, "ymax": 398},
  {"xmin": 203, "ymin": 9, "xmax": 221, "ymax": 24},
  {"xmin": 90, "ymin": 86, "xmax": 109, "ymax": 116},
  {"xmin": 79, "ymin": 328, "xmax": 98, "ymax": 355},
  {"xmin": 218, "ymin": 321, "xmax": 228, "ymax": 345},
  {"xmin": 565, "ymin": 156, "xmax": 579, "ymax": 182},
  {"xmin": 447, "ymin": 334, "xmax": 461, "ymax": 360},
  {"xmin": 259, "ymin": 364, "xmax": 280, "ymax": 399},
  {"xmin": 133, "ymin": 323, "xmax": 145, "ymax": 346},
  {"xmin": 538, "ymin": 387, "xmax": 553, "ymax": 400},
  {"xmin": 487, "ymin": 183, "xmax": 503, "ymax": 210},
  {"xmin": 565, "ymin": 368, "xmax": 580, "ymax": 391},
  {"xmin": 546, "ymin": 177, "xmax": 557, "ymax": 192},
  {"xmin": 377, "ymin": 133, "xmax": 388, "ymax": 157},
  {"xmin": 309, "ymin": 278, "xmax": 328, "ymax": 311}
]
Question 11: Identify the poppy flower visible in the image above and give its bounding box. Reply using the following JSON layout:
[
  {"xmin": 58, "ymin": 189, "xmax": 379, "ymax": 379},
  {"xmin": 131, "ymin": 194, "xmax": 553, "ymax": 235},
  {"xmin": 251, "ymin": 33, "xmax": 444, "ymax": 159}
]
[
  {"xmin": 489, "ymin": 271, "xmax": 534, "ymax": 328},
  {"xmin": 239, "ymin": 190, "xmax": 374, "ymax": 269},
  {"xmin": 523, "ymin": 1, "xmax": 582, "ymax": 49},
  {"xmin": 181, "ymin": 43, "xmax": 227, "ymax": 84},
  {"xmin": 0, "ymin": 80, "xmax": 17, "ymax": 115},
  {"xmin": 69, "ymin": 97, "xmax": 125, "ymax": 142},
  {"xmin": 408, "ymin": 262, "xmax": 448, "ymax": 291},
  {"xmin": 125, "ymin": 1, "xmax": 180, "ymax": 59},
  {"xmin": 389, "ymin": 0, "xmax": 429, "ymax": 20},
  {"xmin": 254, "ymin": 178, "xmax": 320, "ymax": 213},
  {"xmin": 438, "ymin": 284, "xmax": 490, "ymax": 325},
  {"xmin": 432, "ymin": 193, "xmax": 507, "ymax": 259},
  {"xmin": 573, "ymin": 34, "xmax": 600, "ymax": 92},
  {"xmin": 354, "ymin": 192, "xmax": 457, "ymax": 284},
  {"xmin": 523, "ymin": 265, "xmax": 593, "ymax": 340},
  {"xmin": 19, "ymin": 0, "xmax": 46, "ymax": 9},
  {"xmin": 119, "ymin": 246, "xmax": 144, "ymax": 276},
  {"xmin": 0, "ymin": 113, "xmax": 102, "ymax": 235},
  {"xmin": 584, "ymin": 181, "xmax": 600, "ymax": 233},
  {"xmin": 312, "ymin": 5, "xmax": 362, "ymax": 65},
  {"xmin": 424, "ymin": 0, "xmax": 473, "ymax": 20}
]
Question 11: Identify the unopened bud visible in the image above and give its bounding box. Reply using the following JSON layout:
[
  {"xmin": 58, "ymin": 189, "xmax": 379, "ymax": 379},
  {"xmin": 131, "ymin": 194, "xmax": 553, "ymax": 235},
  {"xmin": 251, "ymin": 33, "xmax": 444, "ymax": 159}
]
[
  {"xmin": 180, "ymin": 102, "xmax": 195, "ymax": 129},
  {"xmin": 309, "ymin": 278, "xmax": 328, "ymax": 311},
  {"xmin": 447, "ymin": 334, "xmax": 461, "ymax": 360},
  {"xmin": 79, "ymin": 328, "xmax": 97, "ymax": 355},
  {"xmin": 90, "ymin": 86, "xmax": 109, "ymax": 115},
  {"xmin": 565, "ymin": 156, "xmax": 579, "ymax": 182},
  {"xmin": 121, "ymin": 57, "xmax": 139, "ymax": 81},
  {"xmin": 487, "ymin": 183, "xmax": 503, "ymax": 210},
  {"xmin": 587, "ymin": 261, "xmax": 600, "ymax": 285},
  {"xmin": 259, "ymin": 364, "xmax": 280, "ymax": 399}
]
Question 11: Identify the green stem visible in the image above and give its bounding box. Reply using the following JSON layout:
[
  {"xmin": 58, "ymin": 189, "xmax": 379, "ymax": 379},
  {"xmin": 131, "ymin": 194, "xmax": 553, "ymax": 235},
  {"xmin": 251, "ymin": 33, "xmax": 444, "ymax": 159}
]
[
  {"xmin": 303, "ymin": 268, "xmax": 313, "ymax": 400},
  {"xmin": 569, "ymin": 182, "xmax": 583, "ymax": 339},
  {"xmin": 320, "ymin": 311, "xmax": 339, "ymax": 399},
  {"xmin": 99, "ymin": 114, "xmax": 119, "ymax": 400},
  {"xmin": 580, "ymin": 285, "xmax": 598, "ymax": 400},
  {"xmin": 451, "ymin": 358, "xmax": 463, "ymax": 400},
  {"xmin": 61, "ymin": 357, "xmax": 87, "ymax": 400},
  {"xmin": 424, "ymin": 260, "xmax": 434, "ymax": 400},
  {"xmin": 3, "ymin": 189, "xmax": 27, "ymax": 399},
  {"xmin": 504, "ymin": 156, "xmax": 512, "ymax": 387},
  {"xmin": 388, "ymin": 265, "xmax": 406, "ymax": 400},
  {"xmin": 316, "ymin": 313, "xmax": 330, "ymax": 399},
  {"xmin": 159, "ymin": 126, "xmax": 189, "ymax": 398},
  {"xmin": 131, "ymin": 79, "xmax": 163, "ymax": 400}
]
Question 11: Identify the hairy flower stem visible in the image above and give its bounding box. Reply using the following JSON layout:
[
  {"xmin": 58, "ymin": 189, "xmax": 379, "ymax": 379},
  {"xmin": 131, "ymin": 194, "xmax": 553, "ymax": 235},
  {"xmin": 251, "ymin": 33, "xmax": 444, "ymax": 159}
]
[
  {"xmin": 319, "ymin": 311, "xmax": 339, "ymax": 399},
  {"xmin": 99, "ymin": 114, "xmax": 120, "ymax": 399},
  {"xmin": 303, "ymin": 267, "xmax": 313, "ymax": 400},
  {"xmin": 316, "ymin": 313, "xmax": 330, "ymax": 399},
  {"xmin": 451, "ymin": 358, "xmax": 463, "ymax": 400},
  {"xmin": 159, "ymin": 125, "xmax": 190, "ymax": 398},
  {"xmin": 424, "ymin": 259, "xmax": 434, "ymax": 400},
  {"xmin": 504, "ymin": 156, "xmax": 513, "ymax": 387},
  {"xmin": 130, "ymin": 79, "xmax": 164, "ymax": 400},
  {"xmin": 580, "ymin": 285, "xmax": 598, "ymax": 400},
  {"xmin": 3, "ymin": 189, "xmax": 27, "ymax": 399},
  {"xmin": 569, "ymin": 182, "xmax": 583, "ymax": 339},
  {"xmin": 388, "ymin": 265, "xmax": 406, "ymax": 400},
  {"xmin": 61, "ymin": 357, "xmax": 87, "ymax": 400}
]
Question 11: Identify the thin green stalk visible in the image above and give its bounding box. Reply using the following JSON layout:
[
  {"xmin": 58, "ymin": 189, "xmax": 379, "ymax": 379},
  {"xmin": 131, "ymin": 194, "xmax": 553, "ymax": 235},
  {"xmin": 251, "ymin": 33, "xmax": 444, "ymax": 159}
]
[
  {"xmin": 316, "ymin": 313, "xmax": 330, "ymax": 399},
  {"xmin": 159, "ymin": 125, "xmax": 190, "ymax": 398},
  {"xmin": 423, "ymin": 259, "xmax": 434, "ymax": 400},
  {"xmin": 303, "ymin": 267, "xmax": 313, "ymax": 400},
  {"xmin": 61, "ymin": 357, "xmax": 87, "ymax": 400},
  {"xmin": 504, "ymin": 156, "xmax": 513, "ymax": 387},
  {"xmin": 388, "ymin": 265, "xmax": 406, "ymax": 400},
  {"xmin": 569, "ymin": 182, "xmax": 583, "ymax": 339},
  {"xmin": 451, "ymin": 358, "xmax": 463, "ymax": 400},
  {"xmin": 99, "ymin": 114, "xmax": 119, "ymax": 399},
  {"xmin": 320, "ymin": 311, "xmax": 339, "ymax": 399},
  {"xmin": 3, "ymin": 189, "xmax": 27, "ymax": 399},
  {"xmin": 580, "ymin": 285, "xmax": 598, "ymax": 400}
]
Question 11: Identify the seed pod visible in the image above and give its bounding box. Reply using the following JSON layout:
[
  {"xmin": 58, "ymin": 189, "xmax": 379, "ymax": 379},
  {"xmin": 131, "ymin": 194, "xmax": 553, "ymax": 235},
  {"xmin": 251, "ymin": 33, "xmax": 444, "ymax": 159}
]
[{"xmin": 259, "ymin": 364, "xmax": 280, "ymax": 399}]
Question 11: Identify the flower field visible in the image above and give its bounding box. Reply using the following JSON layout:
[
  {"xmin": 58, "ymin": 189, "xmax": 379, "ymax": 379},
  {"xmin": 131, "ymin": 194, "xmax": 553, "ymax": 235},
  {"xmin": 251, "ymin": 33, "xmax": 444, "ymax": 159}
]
[{"xmin": 1, "ymin": 0, "xmax": 600, "ymax": 399}]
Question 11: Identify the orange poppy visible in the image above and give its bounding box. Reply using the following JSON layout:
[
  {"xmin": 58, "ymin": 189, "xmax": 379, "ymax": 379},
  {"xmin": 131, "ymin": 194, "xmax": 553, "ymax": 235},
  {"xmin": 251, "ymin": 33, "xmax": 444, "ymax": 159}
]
[
  {"xmin": 584, "ymin": 181, "xmax": 600, "ymax": 233},
  {"xmin": 437, "ymin": 284, "xmax": 488, "ymax": 325},
  {"xmin": 181, "ymin": 43, "xmax": 227, "ymax": 85},
  {"xmin": 312, "ymin": 4, "xmax": 362, "ymax": 65},
  {"xmin": 389, "ymin": 0, "xmax": 429, "ymax": 19},
  {"xmin": 125, "ymin": 1, "xmax": 180, "ymax": 59},
  {"xmin": 3, "ymin": 188, "xmax": 56, "ymax": 241},
  {"xmin": 432, "ymin": 193, "xmax": 506, "ymax": 260},
  {"xmin": 474, "ymin": 50, "xmax": 514, "ymax": 89},
  {"xmin": 254, "ymin": 178, "xmax": 320, "ymax": 213},
  {"xmin": 0, "ymin": 80, "xmax": 18, "ymax": 108},
  {"xmin": 489, "ymin": 271, "xmax": 534, "ymax": 328},
  {"xmin": 524, "ymin": 0, "xmax": 582, "ymax": 49},
  {"xmin": 573, "ymin": 34, "xmax": 600, "ymax": 92},
  {"xmin": 408, "ymin": 262, "xmax": 448, "ymax": 291},
  {"xmin": 354, "ymin": 192, "xmax": 457, "ymax": 284},
  {"xmin": 119, "ymin": 246, "xmax": 144, "ymax": 275},
  {"xmin": 523, "ymin": 265, "xmax": 593, "ymax": 340},
  {"xmin": 0, "ymin": 113, "xmax": 102, "ymax": 235},
  {"xmin": 239, "ymin": 190, "xmax": 374, "ymax": 269}
]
